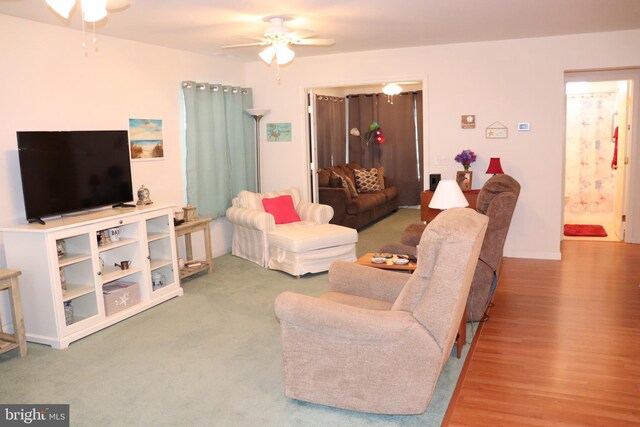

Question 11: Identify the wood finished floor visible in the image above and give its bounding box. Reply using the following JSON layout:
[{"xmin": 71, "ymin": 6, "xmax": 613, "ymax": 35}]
[{"xmin": 446, "ymin": 240, "xmax": 640, "ymax": 426}]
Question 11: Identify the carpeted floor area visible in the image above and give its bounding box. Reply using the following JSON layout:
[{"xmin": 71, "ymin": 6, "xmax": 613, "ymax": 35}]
[{"xmin": 0, "ymin": 208, "xmax": 476, "ymax": 426}]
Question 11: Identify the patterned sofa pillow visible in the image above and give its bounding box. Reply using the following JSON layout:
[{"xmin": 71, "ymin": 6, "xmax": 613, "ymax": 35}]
[
  {"xmin": 354, "ymin": 168, "xmax": 383, "ymax": 193},
  {"xmin": 331, "ymin": 171, "xmax": 359, "ymax": 198}
]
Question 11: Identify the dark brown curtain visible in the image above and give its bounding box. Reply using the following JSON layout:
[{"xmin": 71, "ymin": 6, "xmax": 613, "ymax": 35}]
[
  {"xmin": 315, "ymin": 95, "xmax": 346, "ymax": 168},
  {"xmin": 347, "ymin": 91, "xmax": 424, "ymax": 206},
  {"xmin": 347, "ymin": 94, "xmax": 377, "ymax": 167}
]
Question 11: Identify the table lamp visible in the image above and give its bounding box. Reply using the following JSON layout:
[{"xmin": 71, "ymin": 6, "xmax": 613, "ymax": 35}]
[
  {"xmin": 486, "ymin": 157, "xmax": 504, "ymax": 175},
  {"xmin": 428, "ymin": 179, "xmax": 469, "ymax": 210}
]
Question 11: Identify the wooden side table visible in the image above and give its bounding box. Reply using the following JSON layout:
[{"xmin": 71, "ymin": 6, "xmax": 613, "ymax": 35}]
[
  {"xmin": 420, "ymin": 189, "xmax": 480, "ymax": 222},
  {"xmin": 174, "ymin": 217, "xmax": 213, "ymax": 281},
  {"xmin": 354, "ymin": 254, "xmax": 466, "ymax": 358},
  {"xmin": 0, "ymin": 269, "xmax": 27, "ymax": 357}
]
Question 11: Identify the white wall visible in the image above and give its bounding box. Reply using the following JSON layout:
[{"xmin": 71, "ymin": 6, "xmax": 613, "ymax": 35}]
[
  {"xmin": 2, "ymin": 15, "xmax": 640, "ymax": 265},
  {"xmin": 245, "ymin": 29, "xmax": 640, "ymax": 260},
  {"xmin": 0, "ymin": 15, "xmax": 245, "ymax": 265}
]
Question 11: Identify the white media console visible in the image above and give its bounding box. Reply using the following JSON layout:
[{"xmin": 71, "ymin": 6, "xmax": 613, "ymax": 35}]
[{"xmin": 1, "ymin": 204, "xmax": 183, "ymax": 349}]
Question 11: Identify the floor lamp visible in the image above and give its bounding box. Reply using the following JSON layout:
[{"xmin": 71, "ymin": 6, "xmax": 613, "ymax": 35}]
[{"xmin": 245, "ymin": 108, "xmax": 270, "ymax": 193}]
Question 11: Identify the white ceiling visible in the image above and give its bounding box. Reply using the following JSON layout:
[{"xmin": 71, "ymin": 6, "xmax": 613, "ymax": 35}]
[{"xmin": 2, "ymin": 0, "xmax": 640, "ymax": 62}]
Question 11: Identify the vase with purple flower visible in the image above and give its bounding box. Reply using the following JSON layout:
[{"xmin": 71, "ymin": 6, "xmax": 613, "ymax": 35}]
[{"xmin": 454, "ymin": 149, "xmax": 477, "ymax": 171}]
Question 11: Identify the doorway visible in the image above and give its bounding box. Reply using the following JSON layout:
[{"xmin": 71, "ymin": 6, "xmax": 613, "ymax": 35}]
[
  {"xmin": 306, "ymin": 81, "xmax": 424, "ymax": 204},
  {"xmin": 563, "ymin": 69, "xmax": 640, "ymax": 243}
]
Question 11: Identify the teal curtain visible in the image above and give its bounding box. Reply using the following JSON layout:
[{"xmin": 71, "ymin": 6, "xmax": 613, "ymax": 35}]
[{"xmin": 182, "ymin": 82, "xmax": 254, "ymax": 218}]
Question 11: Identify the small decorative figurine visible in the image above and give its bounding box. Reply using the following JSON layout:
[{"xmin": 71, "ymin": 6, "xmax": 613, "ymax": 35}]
[
  {"xmin": 136, "ymin": 185, "xmax": 153, "ymax": 205},
  {"xmin": 152, "ymin": 272, "xmax": 166, "ymax": 290},
  {"xmin": 182, "ymin": 205, "xmax": 197, "ymax": 221},
  {"xmin": 56, "ymin": 239, "xmax": 66, "ymax": 258}
]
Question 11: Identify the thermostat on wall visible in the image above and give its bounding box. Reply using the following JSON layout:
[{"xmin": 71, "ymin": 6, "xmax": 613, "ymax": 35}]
[{"xmin": 518, "ymin": 122, "xmax": 530, "ymax": 131}]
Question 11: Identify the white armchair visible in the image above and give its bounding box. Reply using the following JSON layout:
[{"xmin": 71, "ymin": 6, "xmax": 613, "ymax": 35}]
[{"xmin": 226, "ymin": 187, "xmax": 357, "ymax": 277}]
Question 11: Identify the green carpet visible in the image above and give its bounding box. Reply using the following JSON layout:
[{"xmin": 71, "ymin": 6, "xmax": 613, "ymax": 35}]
[{"xmin": 0, "ymin": 208, "xmax": 475, "ymax": 426}]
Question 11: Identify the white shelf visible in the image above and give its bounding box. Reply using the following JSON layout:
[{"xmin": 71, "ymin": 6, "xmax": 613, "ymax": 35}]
[
  {"xmin": 98, "ymin": 237, "xmax": 138, "ymax": 253},
  {"xmin": 1, "ymin": 205, "xmax": 182, "ymax": 349},
  {"xmin": 150, "ymin": 259, "xmax": 173, "ymax": 271},
  {"xmin": 147, "ymin": 232, "xmax": 169, "ymax": 243},
  {"xmin": 62, "ymin": 284, "xmax": 94, "ymax": 302},
  {"xmin": 58, "ymin": 253, "xmax": 92, "ymax": 267},
  {"xmin": 101, "ymin": 266, "xmax": 142, "ymax": 284}
]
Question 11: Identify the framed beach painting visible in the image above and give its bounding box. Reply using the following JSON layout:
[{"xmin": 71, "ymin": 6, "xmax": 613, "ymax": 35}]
[{"xmin": 129, "ymin": 118, "xmax": 164, "ymax": 160}]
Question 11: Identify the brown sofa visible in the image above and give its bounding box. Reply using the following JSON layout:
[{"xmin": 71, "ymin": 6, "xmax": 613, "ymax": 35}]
[{"xmin": 317, "ymin": 162, "xmax": 399, "ymax": 229}]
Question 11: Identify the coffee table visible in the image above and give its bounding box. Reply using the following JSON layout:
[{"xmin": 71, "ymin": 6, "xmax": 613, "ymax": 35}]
[
  {"xmin": 356, "ymin": 252, "xmax": 417, "ymax": 273},
  {"xmin": 355, "ymin": 252, "xmax": 467, "ymax": 358}
]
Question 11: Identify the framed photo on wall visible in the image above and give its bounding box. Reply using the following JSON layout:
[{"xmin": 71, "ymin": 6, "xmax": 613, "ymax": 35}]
[
  {"xmin": 266, "ymin": 122, "xmax": 292, "ymax": 142},
  {"xmin": 485, "ymin": 121, "xmax": 508, "ymax": 139},
  {"xmin": 456, "ymin": 171, "xmax": 472, "ymax": 191}
]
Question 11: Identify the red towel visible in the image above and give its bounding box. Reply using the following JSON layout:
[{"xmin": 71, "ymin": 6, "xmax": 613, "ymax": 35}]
[{"xmin": 611, "ymin": 126, "xmax": 618, "ymax": 170}]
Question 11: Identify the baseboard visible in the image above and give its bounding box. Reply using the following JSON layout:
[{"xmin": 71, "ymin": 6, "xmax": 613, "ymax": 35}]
[
  {"xmin": 503, "ymin": 250, "xmax": 561, "ymax": 260},
  {"xmin": 213, "ymin": 247, "xmax": 231, "ymax": 258}
]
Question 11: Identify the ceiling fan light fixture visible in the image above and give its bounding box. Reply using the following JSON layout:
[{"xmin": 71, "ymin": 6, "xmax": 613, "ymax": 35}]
[
  {"xmin": 275, "ymin": 44, "xmax": 295, "ymax": 65},
  {"xmin": 263, "ymin": 16, "xmax": 289, "ymax": 37},
  {"xmin": 222, "ymin": 15, "xmax": 333, "ymax": 81},
  {"xmin": 81, "ymin": 0, "xmax": 108, "ymax": 22},
  {"xmin": 383, "ymin": 83, "xmax": 402, "ymax": 96},
  {"xmin": 259, "ymin": 46, "xmax": 276, "ymax": 64},
  {"xmin": 383, "ymin": 83, "xmax": 402, "ymax": 104},
  {"xmin": 46, "ymin": 0, "xmax": 76, "ymax": 19}
]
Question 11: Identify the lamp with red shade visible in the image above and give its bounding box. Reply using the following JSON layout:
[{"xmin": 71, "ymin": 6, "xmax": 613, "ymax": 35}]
[{"xmin": 486, "ymin": 157, "xmax": 504, "ymax": 175}]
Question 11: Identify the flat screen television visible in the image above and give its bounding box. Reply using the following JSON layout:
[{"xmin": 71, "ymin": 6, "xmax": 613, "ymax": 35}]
[{"xmin": 17, "ymin": 130, "xmax": 134, "ymax": 224}]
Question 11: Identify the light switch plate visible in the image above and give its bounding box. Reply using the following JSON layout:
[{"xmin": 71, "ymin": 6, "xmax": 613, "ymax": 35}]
[{"xmin": 435, "ymin": 155, "xmax": 449, "ymax": 166}]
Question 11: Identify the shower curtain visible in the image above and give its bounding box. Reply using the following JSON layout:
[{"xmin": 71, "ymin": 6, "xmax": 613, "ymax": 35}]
[{"xmin": 565, "ymin": 93, "xmax": 617, "ymax": 213}]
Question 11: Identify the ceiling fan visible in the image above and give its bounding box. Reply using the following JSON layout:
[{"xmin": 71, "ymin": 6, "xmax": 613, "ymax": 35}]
[
  {"xmin": 46, "ymin": 0, "xmax": 132, "ymax": 50},
  {"xmin": 223, "ymin": 16, "xmax": 335, "ymax": 66},
  {"xmin": 45, "ymin": 0, "xmax": 131, "ymax": 22}
]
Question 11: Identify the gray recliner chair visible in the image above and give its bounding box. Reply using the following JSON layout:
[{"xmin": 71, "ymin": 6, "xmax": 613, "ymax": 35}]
[
  {"xmin": 380, "ymin": 174, "xmax": 521, "ymax": 321},
  {"xmin": 274, "ymin": 208, "xmax": 488, "ymax": 414}
]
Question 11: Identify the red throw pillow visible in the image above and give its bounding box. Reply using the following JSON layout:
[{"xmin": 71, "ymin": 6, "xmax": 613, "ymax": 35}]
[{"xmin": 262, "ymin": 195, "xmax": 301, "ymax": 224}]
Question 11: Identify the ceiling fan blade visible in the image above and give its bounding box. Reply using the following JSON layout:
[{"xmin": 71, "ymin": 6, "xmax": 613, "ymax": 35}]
[
  {"xmin": 288, "ymin": 29, "xmax": 317, "ymax": 40},
  {"xmin": 222, "ymin": 42, "xmax": 268, "ymax": 49},
  {"xmin": 234, "ymin": 35, "xmax": 269, "ymax": 42},
  {"xmin": 294, "ymin": 38, "xmax": 335, "ymax": 46},
  {"xmin": 106, "ymin": 0, "xmax": 131, "ymax": 11},
  {"xmin": 223, "ymin": 34, "xmax": 271, "ymax": 49}
]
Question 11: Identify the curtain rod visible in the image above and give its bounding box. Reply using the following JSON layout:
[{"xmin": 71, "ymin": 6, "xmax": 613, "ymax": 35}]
[
  {"xmin": 346, "ymin": 90, "xmax": 422, "ymax": 98},
  {"xmin": 567, "ymin": 90, "xmax": 618, "ymax": 97},
  {"xmin": 181, "ymin": 81, "xmax": 249, "ymax": 94}
]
